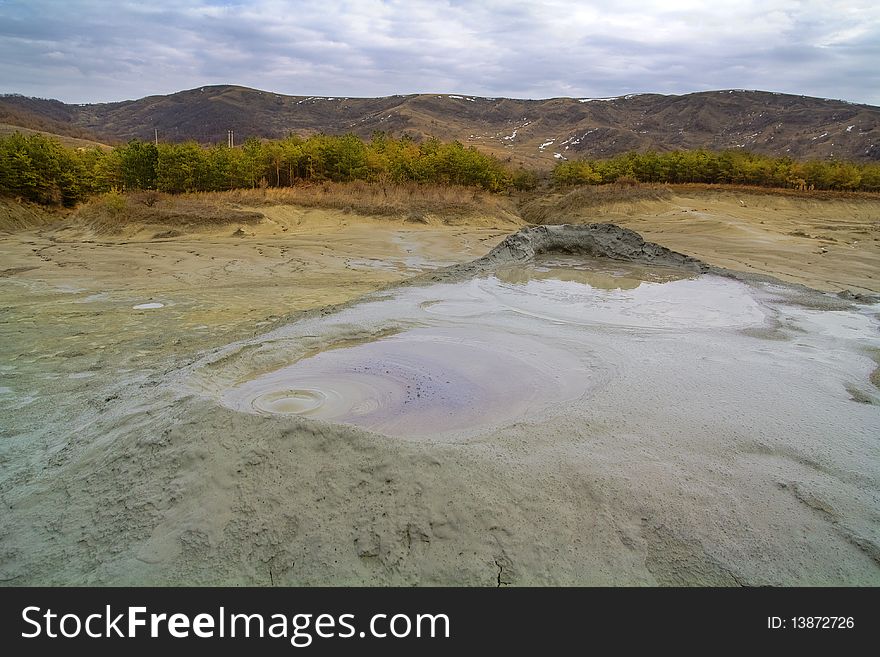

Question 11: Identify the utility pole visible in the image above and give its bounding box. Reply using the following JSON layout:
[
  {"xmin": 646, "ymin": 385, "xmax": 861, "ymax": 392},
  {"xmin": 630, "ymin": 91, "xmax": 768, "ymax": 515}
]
[
  {"xmin": 227, "ymin": 129, "xmax": 235, "ymax": 148},
  {"xmin": 154, "ymin": 128, "xmax": 158, "ymax": 145}
]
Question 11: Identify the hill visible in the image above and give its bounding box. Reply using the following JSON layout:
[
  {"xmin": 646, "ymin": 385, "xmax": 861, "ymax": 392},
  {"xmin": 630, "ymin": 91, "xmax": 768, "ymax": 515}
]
[
  {"xmin": 0, "ymin": 95, "xmax": 109, "ymax": 146},
  {"xmin": 1, "ymin": 86, "xmax": 878, "ymax": 168},
  {"xmin": 0, "ymin": 123, "xmax": 111, "ymax": 151}
]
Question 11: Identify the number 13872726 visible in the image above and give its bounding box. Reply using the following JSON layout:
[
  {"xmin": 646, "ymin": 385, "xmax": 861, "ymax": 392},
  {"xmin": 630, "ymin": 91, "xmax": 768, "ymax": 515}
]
[{"xmin": 768, "ymin": 617, "xmax": 854, "ymax": 629}]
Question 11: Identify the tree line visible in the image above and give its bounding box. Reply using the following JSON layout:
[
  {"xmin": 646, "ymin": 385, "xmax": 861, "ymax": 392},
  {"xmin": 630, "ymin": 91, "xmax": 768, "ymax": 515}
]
[
  {"xmin": 0, "ymin": 132, "xmax": 517, "ymax": 206},
  {"xmin": 552, "ymin": 149, "xmax": 880, "ymax": 191},
  {"xmin": 3, "ymin": 130, "xmax": 880, "ymax": 208}
]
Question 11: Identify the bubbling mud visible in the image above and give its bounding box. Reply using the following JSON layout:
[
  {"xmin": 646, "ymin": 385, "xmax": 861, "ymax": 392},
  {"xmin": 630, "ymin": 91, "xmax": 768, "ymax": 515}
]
[
  {"xmin": 211, "ymin": 254, "xmax": 767, "ymax": 438},
  {"xmin": 220, "ymin": 326, "xmax": 598, "ymax": 438},
  {"xmin": 199, "ymin": 226, "xmax": 879, "ymax": 443}
]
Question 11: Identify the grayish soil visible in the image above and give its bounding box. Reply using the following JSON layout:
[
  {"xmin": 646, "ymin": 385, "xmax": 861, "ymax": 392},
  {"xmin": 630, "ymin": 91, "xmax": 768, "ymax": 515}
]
[{"xmin": 1, "ymin": 224, "xmax": 878, "ymax": 585}]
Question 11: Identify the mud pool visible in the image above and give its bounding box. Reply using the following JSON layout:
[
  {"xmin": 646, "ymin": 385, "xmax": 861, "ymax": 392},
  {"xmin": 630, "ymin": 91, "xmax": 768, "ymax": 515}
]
[
  {"xmin": 203, "ymin": 255, "xmax": 880, "ymax": 442},
  {"xmin": 4, "ymin": 222, "xmax": 880, "ymax": 586}
]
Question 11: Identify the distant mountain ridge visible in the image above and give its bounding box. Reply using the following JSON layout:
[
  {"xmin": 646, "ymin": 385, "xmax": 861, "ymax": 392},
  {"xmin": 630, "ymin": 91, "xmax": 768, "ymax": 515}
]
[{"xmin": 1, "ymin": 86, "xmax": 878, "ymax": 167}]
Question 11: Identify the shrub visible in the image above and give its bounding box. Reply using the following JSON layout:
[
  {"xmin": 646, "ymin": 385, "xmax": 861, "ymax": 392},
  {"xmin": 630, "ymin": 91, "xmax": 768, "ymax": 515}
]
[{"xmin": 99, "ymin": 189, "xmax": 127, "ymax": 216}]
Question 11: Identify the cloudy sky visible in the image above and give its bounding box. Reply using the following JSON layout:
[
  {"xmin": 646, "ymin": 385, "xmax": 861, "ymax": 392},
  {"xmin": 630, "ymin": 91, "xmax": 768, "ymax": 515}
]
[{"xmin": 0, "ymin": 0, "xmax": 878, "ymax": 105}]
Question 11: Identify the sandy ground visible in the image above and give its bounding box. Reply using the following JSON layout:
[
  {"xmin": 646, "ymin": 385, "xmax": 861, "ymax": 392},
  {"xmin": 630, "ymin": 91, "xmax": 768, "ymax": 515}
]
[
  {"xmin": 534, "ymin": 190, "xmax": 880, "ymax": 294},
  {"xmin": 0, "ymin": 192, "xmax": 878, "ymax": 585},
  {"xmin": 0, "ymin": 204, "xmax": 512, "ymax": 346}
]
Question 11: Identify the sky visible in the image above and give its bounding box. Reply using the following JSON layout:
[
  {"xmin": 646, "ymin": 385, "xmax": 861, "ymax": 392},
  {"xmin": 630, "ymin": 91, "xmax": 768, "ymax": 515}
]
[{"xmin": 0, "ymin": 0, "xmax": 878, "ymax": 105}]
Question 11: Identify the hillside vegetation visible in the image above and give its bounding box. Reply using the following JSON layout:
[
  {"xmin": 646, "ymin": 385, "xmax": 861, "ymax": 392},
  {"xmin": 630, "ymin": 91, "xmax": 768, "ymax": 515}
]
[
  {"xmin": 554, "ymin": 149, "xmax": 880, "ymax": 190},
  {"xmin": 2, "ymin": 131, "xmax": 880, "ymax": 211},
  {"xmin": 2, "ymin": 87, "xmax": 878, "ymax": 168},
  {"xmin": 0, "ymin": 132, "xmax": 520, "ymax": 206}
]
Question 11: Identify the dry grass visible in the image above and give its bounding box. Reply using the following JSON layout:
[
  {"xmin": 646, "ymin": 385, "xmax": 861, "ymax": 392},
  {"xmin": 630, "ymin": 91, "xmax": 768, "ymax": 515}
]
[
  {"xmin": 667, "ymin": 183, "xmax": 880, "ymax": 201},
  {"xmin": 71, "ymin": 190, "xmax": 264, "ymax": 230},
  {"xmin": 7, "ymin": 180, "xmax": 879, "ymax": 233},
  {"xmin": 518, "ymin": 182, "xmax": 880, "ymax": 225},
  {"xmin": 193, "ymin": 181, "xmax": 517, "ymax": 220},
  {"xmin": 0, "ymin": 123, "xmax": 112, "ymax": 151},
  {"xmin": 66, "ymin": 182, "xmax": 518, "ymax": 230},
  {"xmin": 0, "ymin": 197, "xmax": 67, "ymax": 233},
  {"xmin": 0, "ymin": 197, "xmax": 63, "ymax": 231},
  {"xmin": 519, "ymin": 183, "xmax": 673, "ymax": 224}
]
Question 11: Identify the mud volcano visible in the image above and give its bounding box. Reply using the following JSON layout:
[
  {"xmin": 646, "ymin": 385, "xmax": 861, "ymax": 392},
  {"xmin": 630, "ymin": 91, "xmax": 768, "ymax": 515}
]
[
  {"xmin": 5, "ymin": 222, "xmax": 878, "ymax": 586},
  {"xmin": 198, "ymin": 224, "xmax": 878, "ymax": 445}
]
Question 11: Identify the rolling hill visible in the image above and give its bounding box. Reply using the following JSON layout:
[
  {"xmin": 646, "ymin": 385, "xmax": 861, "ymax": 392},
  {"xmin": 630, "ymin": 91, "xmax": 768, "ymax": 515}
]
[
  {"xmin": 0, "ymin": 123, "xmax": 111, "ymax": 151},
  {"xmin": 1, "ymin": 86, "xmax": 878, "ymax": 168}
]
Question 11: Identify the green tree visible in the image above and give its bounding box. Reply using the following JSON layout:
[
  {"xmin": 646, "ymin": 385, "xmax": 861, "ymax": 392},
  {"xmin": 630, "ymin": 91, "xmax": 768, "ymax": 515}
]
[
  {"xmin": 156, "ymin": 142, "xmax": 207, "ymax": 193},
  {"xmin": 0, "ymin": 132, "xmax": 88, "ymax": 205},
  {"xmin": 117, "ymin": 139, "xmax": 158, "ymax": 190}
]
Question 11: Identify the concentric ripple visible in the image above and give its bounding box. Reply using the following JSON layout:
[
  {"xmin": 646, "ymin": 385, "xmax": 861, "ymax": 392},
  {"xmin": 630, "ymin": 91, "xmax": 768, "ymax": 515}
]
[
  {"xmin": 252, "ymin": 388, "xmax": 329, "ymax": 414},
  {"xmin": 208, "ymin": 257, "xmax": 779, "ymax": 439},
  {"xmin": 220, "ymin": 327, "xmax": 599, "ymax": 438}
]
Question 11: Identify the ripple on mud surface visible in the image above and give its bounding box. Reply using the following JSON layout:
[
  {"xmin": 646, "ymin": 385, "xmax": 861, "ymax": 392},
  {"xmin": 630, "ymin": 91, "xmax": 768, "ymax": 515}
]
[
  {"xmin": 208, "ymin": 258, "xmax": 804, "ymax": 439},
  {"xmin": 220, "ymin": 327, "xmax": 597, "ymax": 438},
  {"xmin": 415, "ymin": 263, "xmax": 767, "ymax": 331},
  {"xmin": 485, "ymin": 276, "xmax": 766, "ymax": 330},
  {"xmin": 252, "ymin": 388, "xmax": 329, "ymax": 414}
]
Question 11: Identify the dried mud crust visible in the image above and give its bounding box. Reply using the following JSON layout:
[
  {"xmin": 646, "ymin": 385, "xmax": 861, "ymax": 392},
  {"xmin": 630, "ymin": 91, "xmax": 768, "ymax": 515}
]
[{"xmin": 1, "ymin": 221, "xmax": 878, "ymax": 587}]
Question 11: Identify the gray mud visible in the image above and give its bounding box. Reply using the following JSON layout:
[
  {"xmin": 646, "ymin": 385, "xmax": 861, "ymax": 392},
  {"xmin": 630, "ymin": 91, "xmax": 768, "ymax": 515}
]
[
  {"xmin": 2, "ymin": 223, "xmax": 879, "ymax": 586},
  {"xmin": 406, "ymin": 223, "xmax": 877, "ymax": 309},
  {"xmin": 419, "ymin": 223, "xmax": 709, "ymax": 282}
]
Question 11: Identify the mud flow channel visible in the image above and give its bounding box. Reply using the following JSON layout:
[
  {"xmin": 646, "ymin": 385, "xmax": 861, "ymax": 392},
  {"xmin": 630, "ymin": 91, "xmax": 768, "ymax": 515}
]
[{"xmin": 198, "ymin": 249, "xmax": 879, "ymax": 441}]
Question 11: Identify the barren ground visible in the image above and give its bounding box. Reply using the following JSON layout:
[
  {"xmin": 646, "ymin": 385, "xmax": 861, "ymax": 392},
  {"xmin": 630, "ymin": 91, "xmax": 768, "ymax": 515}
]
[{"xmin": 0, "ymin": 188, "xmax": 878, "ymax": 585}]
